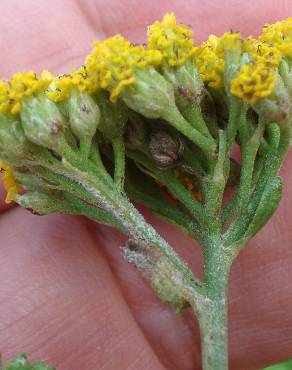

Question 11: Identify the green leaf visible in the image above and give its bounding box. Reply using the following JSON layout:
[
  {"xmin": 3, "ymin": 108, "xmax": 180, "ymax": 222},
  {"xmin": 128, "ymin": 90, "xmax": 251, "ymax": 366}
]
[
  {"xmin": 237, "ymin": 176, "xmax": 283, "ymax": 244},
  {"xmin": 4, "ymin": 354, "xmax": 55, "ymax": 370},
  {"xmin": 262, "ymin": 359, "xmax": 292, "ymax": 370},
  {"xmin": 6, "ymin": 354, "xmax": 30, "ymax": 370}
]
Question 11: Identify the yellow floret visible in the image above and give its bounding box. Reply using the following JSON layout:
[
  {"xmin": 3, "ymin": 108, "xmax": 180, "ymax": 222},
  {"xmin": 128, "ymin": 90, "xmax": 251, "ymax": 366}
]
[
  {"xmin": 0, "ymin": 71, "xmax": 52, "ymax": 114},
  {"xmin": 0, "ymin": 162, "xmax": 22, "ymax": 203},
  {"xmin": 47, "ymin": 66, "xmax": 97, "ymax": 102},
  {"xmin": 216, "ymin": 32, "xmax": 242, "ymax": 58},
  {"xmin": 243, "ymin": 36, "xmax": 282, "ymax": 68},
  {"xmin": 194, "ymin": 36, "xmax": 225, "ymax": 88},
  {"xmin": 85, "ymin": 35, "xmax": 162, "ymax": 102},
  {"xmin": 0, "ymin": 81, "xmax": 11, "ymax": 113},
  {"xmin": 147, "ymin": 13, "xmax": 195, "ymax": 66},
  {"xmin": 230, "ymin": 63, "xmax": 276, "ymax": 104},
  {"xmin": 260, "ymin": 18, "xmax": 292, "ymax": 58}
]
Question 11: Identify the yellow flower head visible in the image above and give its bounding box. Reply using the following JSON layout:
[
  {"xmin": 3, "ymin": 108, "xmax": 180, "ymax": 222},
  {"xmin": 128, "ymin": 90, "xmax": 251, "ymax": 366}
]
[
  {"xmin": 0, "ymin": 71, "xmax": 52, "ymax": 114},
  {"xmin": 0, "ymin": 162, "xmax": 22, "ymax": 203},
  {"xmin": 85, "ymin": 35, "xmax": 162, "ymax": 102},
  {"xmin": 47, "ymin": 67, "xmax": 96, "ymax": 102},
  {"xmin": 147, "ymin": 13, "xmax": 195, "ymax": 67},
  {"xmin": 194, "ymin": 36, "xmax": 225, "ymax": 88},
  {"xmin": 216, "ymin": 32, "xmax": 242, "ymax": 58},
  {"xmin": 230, "ymin": 63, "xmax": 276, "ymax": 104},
  {"xmin": 260, "ymin": 18, "xmax": 292, "ymax": 58},
  {"xmin": 0, "ymin": 81, "xmax": 11, "ymax": 114},
  {"xmin": 243, "ymin": 36, "xmax": 282, "ymax": 68}
]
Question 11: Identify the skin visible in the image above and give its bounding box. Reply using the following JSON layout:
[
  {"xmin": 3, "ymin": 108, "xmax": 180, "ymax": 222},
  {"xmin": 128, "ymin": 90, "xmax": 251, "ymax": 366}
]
[{"xmin": 0, "ymin": 1, "xmax": 292, "ymax": 369}]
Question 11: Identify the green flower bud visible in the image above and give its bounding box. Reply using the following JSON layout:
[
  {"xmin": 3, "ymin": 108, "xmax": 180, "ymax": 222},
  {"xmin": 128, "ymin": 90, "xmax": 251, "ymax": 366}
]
[
  {"xmin": 121, "ymin": 68, "xmax": 175, "ymax": 119},
  {"xmin": 163, "ymin": 61, "xmax": 205, "ymax": 106},
  {"xmin": 159, "ymin": 61, "xmax": 218, "ymax": 139},
  {"xmin": 95, "ymin": 91, "xmax": 128, "ymax": 140},
  {"xmin": 20, "ymin": 95, "xmax": 67, "ymax": 153},
  {"xmin": 67, "ymin": 90, "xmax": 100, "ymax": 141},
  {"xmin": 254, "ymin": 75, "xmax": 291, "ymax": 123},
  {"xmin": 0, "ymin": 114, "xmax": 36, "ymax": 164}
]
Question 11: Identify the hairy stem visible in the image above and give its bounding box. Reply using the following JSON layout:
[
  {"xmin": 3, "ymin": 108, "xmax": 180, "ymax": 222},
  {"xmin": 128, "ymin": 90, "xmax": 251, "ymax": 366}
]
[
  {"xmin": 196, "ymin": 290, "xmax": 228, "ymax": 370},
  {"xmin": 112, "ymin": 137, "xmax": 126, "ymax": 191},
  {"xmin": 59, "ymin": 149, "xmax": 204, "ymax": 296},
  {"xmin": 190, "ymin": 237, "xmax": 234, "ymax": 370}
]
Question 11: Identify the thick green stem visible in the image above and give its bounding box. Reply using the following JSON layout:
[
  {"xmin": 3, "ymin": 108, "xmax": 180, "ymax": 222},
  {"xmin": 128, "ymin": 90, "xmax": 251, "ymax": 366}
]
[
  {"xmin": 196, "ymin": 291, "xmax": 228, "ymax": 370},
  {"xmin": 194, "ymin": 238, "xmax": 233, "ymax": 370},
  {"xmin": 58, "ymin": 150, "xmax": 203, "ymax": 294},
  {"xmin": 185, "ymin": 238, "xmax": 232, "ymax": 370}
]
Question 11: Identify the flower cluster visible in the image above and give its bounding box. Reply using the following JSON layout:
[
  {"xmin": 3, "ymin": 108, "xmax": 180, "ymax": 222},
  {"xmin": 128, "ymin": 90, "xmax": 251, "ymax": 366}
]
[{"xmin": 0, "ymin": 13, "xmax": 292, "ymax": 204}]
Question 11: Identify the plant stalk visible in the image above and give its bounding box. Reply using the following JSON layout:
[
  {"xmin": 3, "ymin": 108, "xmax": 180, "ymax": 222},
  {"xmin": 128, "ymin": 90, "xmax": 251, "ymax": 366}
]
[
  {"xmin": 196, "ymin": 288, "xmax": 228, "ymax": 370},
  {"xmin": 192, "ymin": 236, "xmax": 235, "ymax": 370}
]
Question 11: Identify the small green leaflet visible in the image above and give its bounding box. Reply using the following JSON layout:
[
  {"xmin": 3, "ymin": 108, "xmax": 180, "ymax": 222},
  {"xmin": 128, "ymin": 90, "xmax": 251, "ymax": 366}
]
[{"xmin": 262, "ymin": 359, "xmax": 292, "ymax": 370}]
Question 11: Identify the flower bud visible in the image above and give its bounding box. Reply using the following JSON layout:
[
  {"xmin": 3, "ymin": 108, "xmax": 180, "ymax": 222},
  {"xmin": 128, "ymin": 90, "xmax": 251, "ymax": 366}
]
[
  {"xmin": 0, "ymin": 113, "xmax": 34, "ymax": 164},
  {"xmin": 149, "ymin": 131, "xmax": 184, "ymax": 170},
  {"xmin": 163, "ymin": 60, "xmax": 205, "ymax": 101},
  {"xmin": 20, "ymin": 95, "xmax": 67, "ymax": 153},
  {"xmin": 121, "ymin": 68, "xmax": 176, "ymax": 119},
  {"xmin": 254, "ymin": 75, "xmax": 291, "ymax": 123},
  {"xmin": 67, "ymin": 90, "xmax": 100, "ymax": 141}
]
